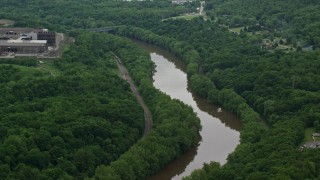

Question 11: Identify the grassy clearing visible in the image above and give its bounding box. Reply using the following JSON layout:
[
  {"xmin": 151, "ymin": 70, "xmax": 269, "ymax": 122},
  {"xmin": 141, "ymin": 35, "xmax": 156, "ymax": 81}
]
[
  {"xmin": 303, "ymin": 127, "xmax": 320, "ymax": 143},
  {"xmin": 229, "ymin": 27, "xmax": 244, "ymax": 34},
  {"xmin": 276, "ymin": 45, "xmax": 295, "ymax": 53},
  {"xmin": 303, "ymin": 127, "xmax": 315, "ymax": 143},
  {"xmin": 163, "ymin": 13, "xmax": 201, "ymax": 21},
  {"xmin": 229, "ymin": 27, "xmax": 255, "ymax": 36},
  {"xmin": 37, "ymin": 60, "xmax": 61, "ymax": 77},
  {"xmin": 0, "ymin": 19, "xmax": 14, "ymax": 26}
]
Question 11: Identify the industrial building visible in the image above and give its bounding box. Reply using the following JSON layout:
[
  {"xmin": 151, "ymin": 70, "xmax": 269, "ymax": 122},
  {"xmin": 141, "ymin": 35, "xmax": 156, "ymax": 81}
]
[
  {"xmin": 0, "ymin": 28, "xmax": 34, "ymax": 37},
  {"xmin": 37, "ymin": 31, "xmax": 56, "ymax": 45},
  {"xmin": 0, "ymin": 40, "xmax": 48, "ymax": 54},
  {"xmin": 0, "ymin": 28, "xmax": 56, "ymax": 56}
]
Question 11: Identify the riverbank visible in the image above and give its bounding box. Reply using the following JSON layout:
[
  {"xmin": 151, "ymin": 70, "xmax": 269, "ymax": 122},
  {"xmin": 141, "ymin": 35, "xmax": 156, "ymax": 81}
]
[
  {"xmin": 95, "ymin": 33, "xmax": 201, "ymax": 179},
  {"xmin": 133, "ymin": 41, "xmax": 241, "ymax": 179}
]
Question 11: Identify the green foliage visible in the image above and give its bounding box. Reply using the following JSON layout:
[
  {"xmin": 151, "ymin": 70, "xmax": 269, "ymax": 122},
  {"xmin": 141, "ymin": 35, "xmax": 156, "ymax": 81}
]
[
  {"xmin": 116, "ymin": 8, "xmax": 320, "ymax": 179},
  {"xmin": 0, "ymin": 33, "xmax": 145, "ymax": 178},
  {"xmin": 0, "ymin": 58, "xmax": 37, "ymax": 67},
  {"xmin": 94, "ymin": 34, "xmax": 201, "ymax": 179},
  {"xmin": 0, "ymin": 0, "xmax": 188, "ymax": 31},
  {"xmin": 1, "ymin": 0, "xmax": 320, "ymax": 179},
  {"xmin": 189, "ymin": 75, "xmax": 215, "ymax": 98},
  {"xmin": 206, "ymin": 0, "xmax": 320, "ymax": 47}
]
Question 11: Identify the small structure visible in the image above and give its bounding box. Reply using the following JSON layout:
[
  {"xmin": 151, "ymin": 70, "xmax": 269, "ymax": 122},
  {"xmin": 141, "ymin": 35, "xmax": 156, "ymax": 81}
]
[
  {"xmin": 172, "ymin": 0, "xmax": 194, "ymax": 4},
  {"xmin": 0, "ymin": 28, "xmax": 34, "ymax": 37},
  {"xmin": 312, "ymin": 133, "xmax": 320, "ymax": 137},
  {"xmin": 300, "ymin": 141, "xmax": 320, "ymax": 150},
  {"xmin": 37, "ymin": 31, "xmax": 56, "ymax": 46},
  {"xmin": 21, "ymin": 36, "xmax": 32, "ymax": 40},
  {"xmin": 0, "ymin": 28, "xmax": 61, "ymax": 57},
  {"xmin": 26, "ymin": 32, "xmax": 38, "ymax": 40},
  {"xmin": 0, "ymin": 37, "xmax": 10, "ymax": 40},
  {"xmin": 0, "ymin": 40, "xmax": 48, "ymax": 54}
]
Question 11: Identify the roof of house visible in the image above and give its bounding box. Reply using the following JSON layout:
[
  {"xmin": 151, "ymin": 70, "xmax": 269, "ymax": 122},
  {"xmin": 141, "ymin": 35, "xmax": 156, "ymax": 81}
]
[
  {"xmin": 303, "ymin": 141, "xmax": 320, "ymax": 148},
  {"xmin": 313, "ymin": 133, "xmax": 320, "ymax": 136}
]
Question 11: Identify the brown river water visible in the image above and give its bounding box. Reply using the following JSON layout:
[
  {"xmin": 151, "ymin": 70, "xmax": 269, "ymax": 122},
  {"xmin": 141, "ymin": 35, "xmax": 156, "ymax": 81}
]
[{"xmin": 133, "ymin": 41, "xmax": 242, "ymax": 180}]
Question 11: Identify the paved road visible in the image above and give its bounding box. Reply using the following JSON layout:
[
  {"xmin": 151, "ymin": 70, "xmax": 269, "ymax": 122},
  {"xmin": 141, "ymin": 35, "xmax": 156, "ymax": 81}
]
[{"xmin": 112, "ymin": 52, "xmax": 152, "ymax": 136}]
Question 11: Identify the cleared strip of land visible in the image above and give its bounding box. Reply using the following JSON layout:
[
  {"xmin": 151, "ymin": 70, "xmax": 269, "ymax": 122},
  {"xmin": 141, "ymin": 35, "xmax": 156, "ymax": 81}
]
[{"xmin": 112, "ymin": 52, "xmax": 152, "ymax": 136}]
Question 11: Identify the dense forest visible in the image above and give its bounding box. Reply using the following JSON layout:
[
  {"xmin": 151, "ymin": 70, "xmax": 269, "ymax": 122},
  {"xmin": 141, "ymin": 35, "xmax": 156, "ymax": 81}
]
[
  {"xmin": 0, "ymin": 35, "xmax": 146, "ymax": 178},
  {"xmin": 0, "ymin": 32, "xmax": 201, "ymax": 179},
  {"xmin": 0, "ymin": 0, "xmax": 320, "ymax": 179}
]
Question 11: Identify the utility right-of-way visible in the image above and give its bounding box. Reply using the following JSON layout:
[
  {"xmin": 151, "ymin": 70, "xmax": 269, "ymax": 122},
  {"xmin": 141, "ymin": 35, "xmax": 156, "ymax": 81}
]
[{"xmin": 112, "ymin": 52, "xmax": 152, "ymax": 137}]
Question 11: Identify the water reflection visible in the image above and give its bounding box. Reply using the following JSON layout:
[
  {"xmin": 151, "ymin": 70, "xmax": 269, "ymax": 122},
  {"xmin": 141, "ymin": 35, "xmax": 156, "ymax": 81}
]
[
  {"xmin": 148, "ymin": 147, "xmax": 198, "ymax": 180},
  {"xmin": 192, "ymin": 93, "xmax": 242, "ymax": 131},
  {"xmin": 133, "ymin": 40, "xmax": 242, "ymax": 180}
]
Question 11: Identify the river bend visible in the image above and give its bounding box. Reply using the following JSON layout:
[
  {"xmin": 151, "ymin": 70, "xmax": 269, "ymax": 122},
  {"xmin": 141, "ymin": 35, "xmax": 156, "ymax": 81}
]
[{"xmin": 134, "ymin": 41, "xmax": 242, "ymax": 180}]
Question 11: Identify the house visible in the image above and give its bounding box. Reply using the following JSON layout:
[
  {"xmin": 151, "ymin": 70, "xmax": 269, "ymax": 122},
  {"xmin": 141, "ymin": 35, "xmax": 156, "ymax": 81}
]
[
  {"xmin": 312, "ymin": 133, "xmax": 320, "ymax": 137},
  {"xmin": 172, "ymin": 0, "xmax": 195, "ymax": 5}
]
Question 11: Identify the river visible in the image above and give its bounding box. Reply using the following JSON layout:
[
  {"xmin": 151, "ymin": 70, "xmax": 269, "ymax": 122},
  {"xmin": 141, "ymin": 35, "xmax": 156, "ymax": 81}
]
[{"xmin": 133, "ymin": 41, "xmax": 242, "ymax": 180}]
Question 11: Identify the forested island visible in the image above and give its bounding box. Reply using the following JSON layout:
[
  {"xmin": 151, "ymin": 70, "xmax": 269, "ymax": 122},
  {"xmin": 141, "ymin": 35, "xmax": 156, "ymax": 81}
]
[{"xmin": 0, "ymin": 0, "xmax": 319, "ymax": 179}]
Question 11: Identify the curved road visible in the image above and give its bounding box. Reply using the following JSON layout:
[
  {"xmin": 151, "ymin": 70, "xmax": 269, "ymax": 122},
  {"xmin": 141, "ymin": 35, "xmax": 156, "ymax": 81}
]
[{"xmin": 112, "ymin": 52, "xmax": 152, "ymax": 136}]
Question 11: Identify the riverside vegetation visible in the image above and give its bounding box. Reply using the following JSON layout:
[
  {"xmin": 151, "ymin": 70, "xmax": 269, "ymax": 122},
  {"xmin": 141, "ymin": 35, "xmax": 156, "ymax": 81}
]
[{"xmin": 0, "ymin": 0, "xmax": 320, "ymax": 179}]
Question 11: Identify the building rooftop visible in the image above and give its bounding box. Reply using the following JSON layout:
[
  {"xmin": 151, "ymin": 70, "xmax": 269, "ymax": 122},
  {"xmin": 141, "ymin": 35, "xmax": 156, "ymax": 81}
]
[
  {"xmin": 300, "ymin": 141, "xmax": 320, "ymax": 150},
  {"xmin": 7, "ymin": 40, "xmax": 47, "ymax": 43},
  {"xmin": 313, "ymin": 133, "xmax": 320, "ymax": 137},
  {"xmin": 172, "ymin": 0, "xmax": 194, "ymax": 4},
  {"xmin": 0, "ymin": 40, "xmax": 47, "ymax": 46},
  {"xmin": 38, "ymin": 31, "xmax": 55, "ymax": 34}
]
